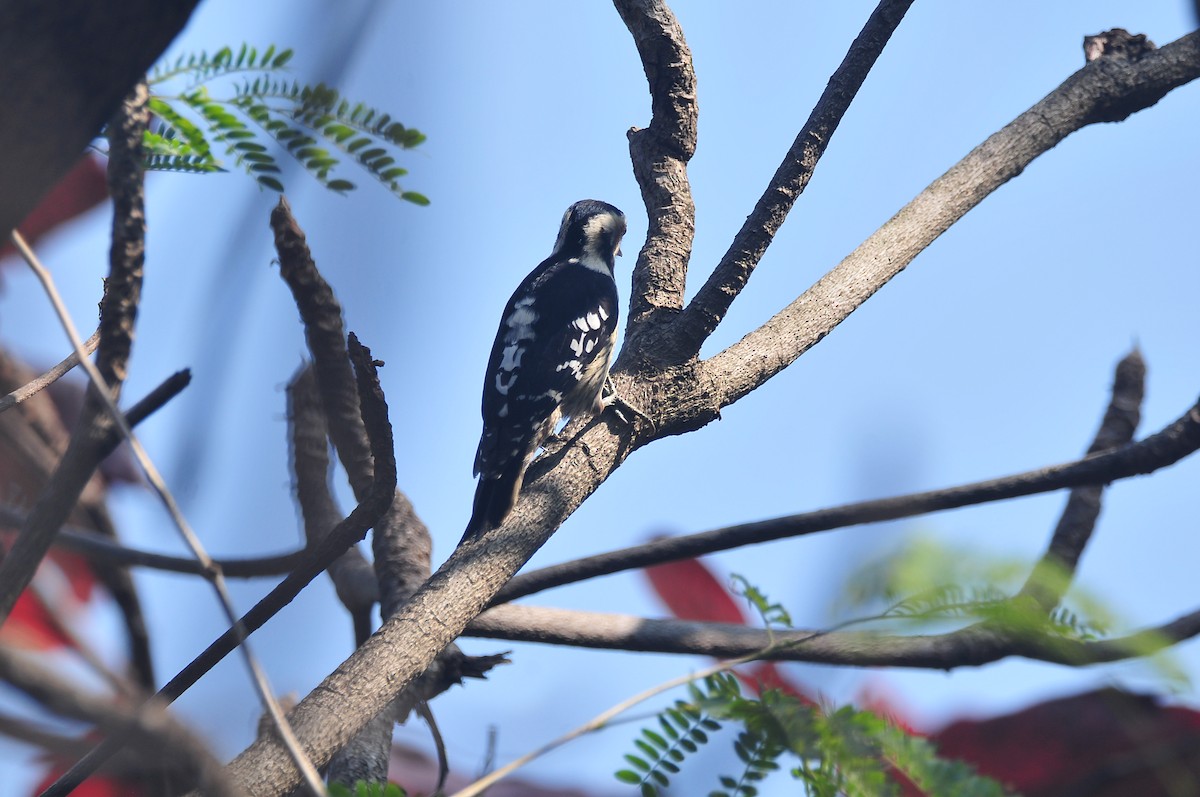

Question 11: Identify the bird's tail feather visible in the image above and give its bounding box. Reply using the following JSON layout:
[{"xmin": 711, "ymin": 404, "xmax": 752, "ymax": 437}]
[{"xmin": 461, "ymin": 461, "xmax": 526, "ymax": 544}]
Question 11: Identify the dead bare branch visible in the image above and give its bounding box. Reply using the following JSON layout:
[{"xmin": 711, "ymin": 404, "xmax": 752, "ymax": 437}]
[
  {"xmin": 288, "ymin": 365, "xmax": 378, "ymax": 643},
  {"xmin": 273, "ymin": 196, "xmax": 378, "ymax": 502},
  {"xmin": 673, "ymin": 0, "xmax": 916, "ymax": 359},
  {"xmin": 0, "ymin": 85, "xmax": 151, "ymax": 625},
  {"xmin": 466, "ymin": 603, "xmax": 1200, "ymax": 669}
]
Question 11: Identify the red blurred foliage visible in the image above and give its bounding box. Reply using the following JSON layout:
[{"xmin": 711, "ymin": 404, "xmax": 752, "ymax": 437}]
[
  {"xmin": 32, "ymin": 769, "xmax": 147, "ymax": 797},
  {"xmin": 912, "ymin": 688, "xmax": 1200, "ymax": 797},
  {"xmin": 645, "ymin": 554, "xmax": 747, "ymax": 627},
  {"xmin": 0, "ymin": 540, "xmax": 99, "ymax": 653}
]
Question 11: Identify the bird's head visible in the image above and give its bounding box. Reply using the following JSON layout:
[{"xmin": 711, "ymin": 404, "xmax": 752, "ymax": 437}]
[{"xmin": 552, "ymin": 199, "xmax": 627, "ymax": 271}]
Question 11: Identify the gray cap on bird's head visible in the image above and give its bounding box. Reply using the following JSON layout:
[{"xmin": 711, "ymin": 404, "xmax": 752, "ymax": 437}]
[{"xmin": 552, "ymin": 199, "xmax": 626, "ymax": 264}]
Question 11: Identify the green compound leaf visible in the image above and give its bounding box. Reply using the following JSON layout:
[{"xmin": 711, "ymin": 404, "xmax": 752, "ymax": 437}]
[{"xmin": 142, "ymin": 45, "xmax": 424, "ymax": 201}]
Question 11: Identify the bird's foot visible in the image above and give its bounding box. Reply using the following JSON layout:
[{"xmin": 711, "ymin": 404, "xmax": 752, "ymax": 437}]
[{"xmin": 599, "ymin": 376, "xmax": 655, "ymax": 432}]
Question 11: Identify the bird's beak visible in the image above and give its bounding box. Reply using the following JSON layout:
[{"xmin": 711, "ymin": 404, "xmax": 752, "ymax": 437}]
[{"xmin": 616, "ymin": 243, "xmax": 624, "ymax": 257}]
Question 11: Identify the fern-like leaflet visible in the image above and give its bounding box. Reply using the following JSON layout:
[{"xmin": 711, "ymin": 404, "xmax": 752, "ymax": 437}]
[
  {"xmin": 712, "ymin": 730, "xmax": 786, "ymax": 797},
  {"xmin": 615, "ymin": 686, "xmax": 723, "ymax": 796},
  {"xmin": 327, "ymin": 781, "xmax": 406, "ymax": 797},
  {"xmin": 138, "ymin": 43, "xmax": 425, "ymax": 201}
]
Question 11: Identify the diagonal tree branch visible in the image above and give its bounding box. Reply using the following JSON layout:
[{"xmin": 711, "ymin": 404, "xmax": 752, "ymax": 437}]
[
  {"xmin": 1018, "ymin": 348, "xmax": 1145, "ymax": 610},
  {"xmin": 612, "ymin": 0, "xmax": 698, "ymax": 354},
  {"xmin": 496, "ymin": 387, "xmax": 1200, "ymax": 603},
  {"xmin": 703, "ymin": 30, "xmax": 1200, "ymax": 408},
  {"xmin": 673, "ymin": 0, "xmax": 916, "ymax": 359}
]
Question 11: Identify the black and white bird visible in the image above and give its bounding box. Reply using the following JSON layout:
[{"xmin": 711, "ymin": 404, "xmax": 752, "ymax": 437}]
[{"xmin": 463, "ymin": 199, "xmax": 627, "ymax": 542}]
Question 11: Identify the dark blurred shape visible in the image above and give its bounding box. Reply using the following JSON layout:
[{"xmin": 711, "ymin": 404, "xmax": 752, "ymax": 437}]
[
  {"xmin": 1083, "ymin": 29, "xmax": 1156, "ymax": 63},
  {"xmin": 0, "ymin": 156, "xmax": 108, "ymax": 266}
]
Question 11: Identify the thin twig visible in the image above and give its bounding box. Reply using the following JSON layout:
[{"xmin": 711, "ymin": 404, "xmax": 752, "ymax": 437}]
[
  {"xmin": 674, "ymin": 0, "xmax": 916, "ymax": 357},
  {"xmin": 449, "ymin": 655, "xmax": 749, "ymax": 797},
  {"xmin": 3, "ymin": 509, "xmax": 306, "ymax": 577},
  {"xmin": 0, "ymin": 332, "xmax": 100, "ymax": 415},
  {"xmin": 55, "ymin": 525, "xmax": 304, "ymax": 576},
  {"xmin": 496, "ymin": 390, "xmax": 1200, "ymax": 604}
]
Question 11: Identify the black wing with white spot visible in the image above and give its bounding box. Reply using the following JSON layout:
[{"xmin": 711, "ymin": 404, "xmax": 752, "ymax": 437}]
[
  {"xmin": 462, "ymin": 199, "xmax": 625, "ymax": 543},
  {"xmin": 466, "ymin": 259, "xmax": 618, "ymax": 538}
]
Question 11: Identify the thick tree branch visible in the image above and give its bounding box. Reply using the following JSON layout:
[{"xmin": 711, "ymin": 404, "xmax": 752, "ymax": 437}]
[
  {"xmin": 0, "ymin": 0, "xmax": 200, "ymax": 236},
  {"xmin": 334, "ymin": 490, "xmax": 435, "ymax": 788},
  {"xmin": 221, "ymin": 355, "xmax": 1200, "ymax": 794},
  {"xmin": 1018, "ymin": 348, "xmax": 1145, "ymax": 610},
  {"xmin": 703, "ymin": 30, "xmax": 1200, "ymax": 408},
  {"xmin": 221, "ymin": 407, "xmax": 638, "ymax": 795},
  {"xmin": 612, "ymin": 0, "xmax": 698, "ymax": 353},
  {"xmin": 673, "ymin": 0, "xmax": 915, "ymax": 358},
  {"xmin": 498, "ymin": 389, "xmax": 1200, "ymax": 603},
  {"xmin": 465, "ymin": 603, "xmax": 1200, "ymax": 670}
]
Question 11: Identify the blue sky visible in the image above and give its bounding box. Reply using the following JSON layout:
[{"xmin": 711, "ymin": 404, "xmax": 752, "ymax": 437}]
[{"xmin": 2, "ymin": 1, "xmax": 1198, "ymax": 793}]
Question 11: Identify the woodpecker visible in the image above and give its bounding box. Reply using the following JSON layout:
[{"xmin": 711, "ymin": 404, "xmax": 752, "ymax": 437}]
[{"xmin": 463, "ymin": 199, "xmax": 627, "ymax": 542}]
